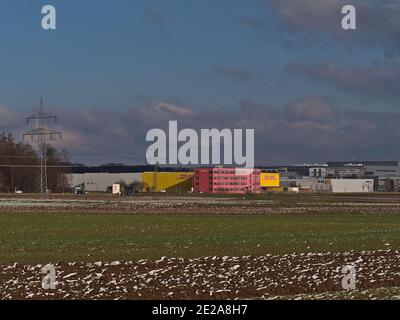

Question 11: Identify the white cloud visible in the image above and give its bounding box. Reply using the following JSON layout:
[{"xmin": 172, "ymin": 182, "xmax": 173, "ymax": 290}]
[{"xmin": 0, "ymin": 105, "xmax": 15, "ymax": 126}]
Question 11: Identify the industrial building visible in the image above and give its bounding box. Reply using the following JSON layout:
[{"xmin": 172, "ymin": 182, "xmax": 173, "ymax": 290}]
[
  {"xmin": 280, "ymin": 176, "xmax": 323, "ymax": 192},
  {"xmin": 279, "ymin": 177, "xmax": 374, "ymax": 193},
  {"xmin": 141, "ymin": 172, "xmax": 193, "ymax": 193},
  {"xmin": 329, "ymin": 179, "xmax": 374, "ymax": 193},
  {"xmin": 327, "ymin": 161, "xmax": 400, "ymax": 177},
  {"xmin": 326, "ymin": 161, "xmax": 400, "ymax": 192},
  {"xmin": 194, "ymin": 167, "xmax": 261, "ymax": 194},
  {"xmin": 70, "ymin": 165, "xmax": 193, "ymax": 193},
  {"xmin": 67, "ymin": 161, "xmax": 400, "ymax": 195},
  {"xmin": 70, "ymin": 173, "xmax": 141, "ymax": 193},
  {"xmin": 262, "ymin": 161, "xmax": 400, "ymax": 192}
]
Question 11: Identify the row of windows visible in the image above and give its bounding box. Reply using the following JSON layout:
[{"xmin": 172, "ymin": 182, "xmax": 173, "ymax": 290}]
[
  {"xmin": 210, "ymin": 176, "xmax": 248, "ymax": 180},
  {"xmin": 194, "ymin": 186, "xmax": 260, "ymax": 192},
  {"xmin": 194, "ymin": 182, "xmax": 259, "ymax": 185},
  {"xmin": 209, "ymin": 182, "xmax": 252, "ymax": 186},
  {"xmin": 212, "ymin": 170, "xmax": 237, "ymax": 174},
  {"xmin": 212, "ymin": 187, "xmax": 260, "ymax": 191},
  {"xmin": 199, "ymin": 170, "xmax": 237, "ymax": 175},
  {"xmin": 195, "ymin": 176, "xmax": 259, "ymax": 181}
]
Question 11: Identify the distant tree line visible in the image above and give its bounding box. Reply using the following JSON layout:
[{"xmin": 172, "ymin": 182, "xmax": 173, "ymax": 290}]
[
  {"xmin": 70, "ymin": 164, "xmax": 193, "ymax": 174},
  {"xmin": 0, "ymin": 132, "xmax": 71, "ymax": 193}
]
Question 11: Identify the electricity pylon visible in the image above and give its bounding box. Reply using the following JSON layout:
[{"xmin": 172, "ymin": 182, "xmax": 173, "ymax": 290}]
[{"xmin": 23, "ymin": 97, "xmax": 62, "ymax": 198}]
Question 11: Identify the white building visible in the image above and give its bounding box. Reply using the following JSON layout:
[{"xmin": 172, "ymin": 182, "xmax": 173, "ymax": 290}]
[
  {"xmin": 328, "ymin": 179, "xmax": 374, "ymax": 193},
  {"xmin": 70, "ymin": 173, "xmax": 141, "ymax": 192}
]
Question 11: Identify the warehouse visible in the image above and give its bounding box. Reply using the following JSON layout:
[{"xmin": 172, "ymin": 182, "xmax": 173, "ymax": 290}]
[
  {"xmin": 327, "ymin": 161, "xmax": 400, "ymax": 178},
  {"xmin": 329, "ymin": 179, "xmax": 374, "ymax": 193},
  {"xmin": 280, "ymin": 177, "xmax": 326, "ymax": 192},
  {"xmin": 278, "ymin": 177, "xmax": 374, "ymax": 193},
  {"xmin": 70, "ymin": 165, "xmax": 193, "ymax": 193},
  {"xmin": 70, "ymin": 173, "xmax": 141, "ymax": 192},
  {"xmin": 141, "ymin": 172, "xmax": 194, "ymax": 193}
]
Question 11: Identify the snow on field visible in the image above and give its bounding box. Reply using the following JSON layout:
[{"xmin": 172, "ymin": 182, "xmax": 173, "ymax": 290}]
[
  {"xmin": 2, "ymin": 196, "xmax": 400, "ymax": 215},
  {"xmin": 0, "ymin": 250, "xmax": 399, "ymax": 300}
]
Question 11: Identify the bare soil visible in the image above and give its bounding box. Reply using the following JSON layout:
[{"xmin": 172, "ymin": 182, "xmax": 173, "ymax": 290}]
[{"xmin": 1, "ymin": 250, "xmax": 399, "ymax": 300}]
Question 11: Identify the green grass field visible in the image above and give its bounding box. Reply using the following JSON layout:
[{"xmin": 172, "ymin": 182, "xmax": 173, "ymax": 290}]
[{"xmin": 1, "ymin": 212, "xmax": 400, "ymax": 265}]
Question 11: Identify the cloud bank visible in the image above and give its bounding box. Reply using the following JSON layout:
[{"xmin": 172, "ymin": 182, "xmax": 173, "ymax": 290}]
[{"xmin": 2, "ymin": 96, "xmax": 400, "ymax": 165}]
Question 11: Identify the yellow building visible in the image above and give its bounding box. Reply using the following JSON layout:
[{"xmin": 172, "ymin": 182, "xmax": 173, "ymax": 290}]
[
  {"xmin": 260, "ymin": 173, "xmax": 280, "ymax": 188},
  {"xmin": 141, "ymin": 172, "xmax": 194, "ymax": 193}
]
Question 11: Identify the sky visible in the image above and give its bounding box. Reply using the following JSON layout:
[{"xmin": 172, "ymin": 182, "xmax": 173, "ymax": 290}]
[{"xmin": 1, "ymin": 0, "xmax": 400, "ymax": 165}]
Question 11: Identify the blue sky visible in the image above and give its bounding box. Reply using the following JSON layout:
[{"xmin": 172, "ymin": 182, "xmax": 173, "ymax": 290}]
[
  {"xmin": 0, "ymin": 0, "xmax": 386, "ymax": 110},
  {"xmin": 1, "ymin": 0, "xmax": 400, "ymax": 164},
  {"xmin": 1, "ymin": 0, "xmax": 277, "ymax": 109}
]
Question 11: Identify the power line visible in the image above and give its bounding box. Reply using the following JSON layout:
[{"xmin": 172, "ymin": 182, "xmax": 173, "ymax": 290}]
[
  {"xmin": 0, "ymin": 155, "xmax": 38, "ymax": 159},
  {"xmin": 0, "ymin": 164, "xmax": 72, "ymax": 168},
  {"xmin": 22, "ymin": 97, "xmax": 62, "ymax": 198},
  {"xmin": 0, "ymin": 164, "xmax": 134, "ymax": 168},
  {"xmin": 0, "ymin": 153, "xmax": 139, "ymax": 159}
]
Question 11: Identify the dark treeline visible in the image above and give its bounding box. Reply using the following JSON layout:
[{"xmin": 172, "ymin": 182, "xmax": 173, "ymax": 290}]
[{"xmin": 0, "ymin": 132, "xmax": 71, "ymax": 193}]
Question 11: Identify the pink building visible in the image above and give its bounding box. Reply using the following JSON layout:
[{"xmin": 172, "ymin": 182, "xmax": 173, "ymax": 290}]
[{"xmin": 194, "ymin": 167, "xmax": 261, "ymax": 194}]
